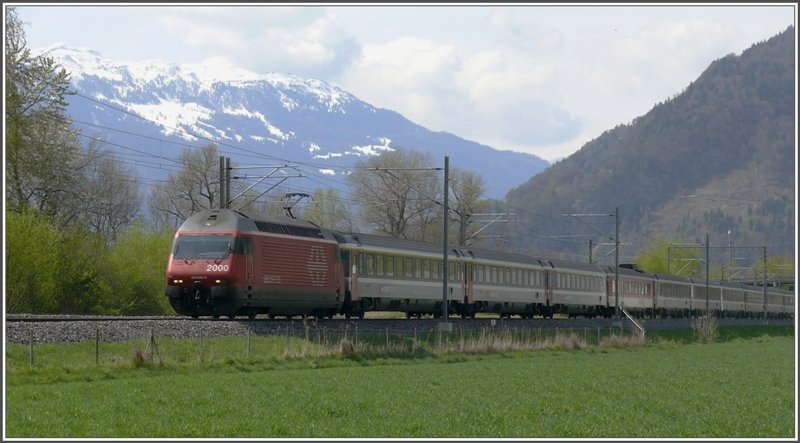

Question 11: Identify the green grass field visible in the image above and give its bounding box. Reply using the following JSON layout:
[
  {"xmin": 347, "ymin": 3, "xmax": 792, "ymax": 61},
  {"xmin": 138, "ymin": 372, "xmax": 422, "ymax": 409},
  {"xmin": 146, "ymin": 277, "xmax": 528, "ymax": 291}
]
[{"xmin": 5, "ymin": 325, "xmax": 796, "ymax": 438}]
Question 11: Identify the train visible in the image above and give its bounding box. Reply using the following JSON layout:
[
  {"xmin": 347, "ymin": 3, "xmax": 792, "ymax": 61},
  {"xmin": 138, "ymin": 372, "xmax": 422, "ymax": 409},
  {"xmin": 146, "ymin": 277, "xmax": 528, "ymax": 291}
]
[{"xmin": 165, "ymin": 208, "xmax": 795, "ymax": 320}]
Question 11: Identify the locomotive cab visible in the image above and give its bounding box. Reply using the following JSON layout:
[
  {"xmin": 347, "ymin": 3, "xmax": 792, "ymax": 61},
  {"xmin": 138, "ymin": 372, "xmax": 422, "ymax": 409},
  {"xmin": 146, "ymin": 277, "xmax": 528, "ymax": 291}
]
[{"xmin": 165, "ymin": 232, "xmax": 248, "ymax": 318}]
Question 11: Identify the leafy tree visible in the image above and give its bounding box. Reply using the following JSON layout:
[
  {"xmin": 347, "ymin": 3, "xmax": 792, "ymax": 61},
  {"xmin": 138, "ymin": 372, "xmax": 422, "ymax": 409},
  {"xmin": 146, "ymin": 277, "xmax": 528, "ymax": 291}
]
[
  {"xmin": 106, "ymin": 224, "xmax": 176, "ymax": 315},
  {"xmin": 635, "ymin": 238, "xmax": 701, "ymax": 277},
  {"xmin": 52, "ymin": 226, "xmax": 111, "ymax": 314},
  {"xmin": 5, "ymin": 7, "xmax": 81, "ymax": 217},
  {"xmin": 751, "ymin": 254, "xmax": 795, "ymax": 287},
  {"xmin": 6, "ymin": 209, "xmax": 112, "ymax": 314},
  {"xmin": 6, "ymin": 209, "xmax": 62, "ymax": 313}
]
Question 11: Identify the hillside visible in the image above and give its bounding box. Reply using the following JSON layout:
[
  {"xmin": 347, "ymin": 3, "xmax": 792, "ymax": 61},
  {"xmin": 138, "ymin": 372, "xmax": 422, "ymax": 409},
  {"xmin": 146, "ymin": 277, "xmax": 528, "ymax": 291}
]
[
  {"xmin": 41, "ymin": 46, "xmax": 548, "ymax": 199},
  {"xmin": 504, "ymin": 26, "xmax": 795, "ymax": 262}
]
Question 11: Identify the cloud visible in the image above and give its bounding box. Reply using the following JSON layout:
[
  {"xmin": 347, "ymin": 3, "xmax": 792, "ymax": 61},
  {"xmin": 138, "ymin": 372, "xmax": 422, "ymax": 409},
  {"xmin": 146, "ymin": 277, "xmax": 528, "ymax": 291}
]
[
  {"xmin": 339, "ymin": 26, "xmax": 582, "ymax": 155},
  {"xmin": 155, "ymin": 6, "xmax": 360, "ymax": 79},
  {"xmin": 481, "ymin": 8, "xmax": 565, "ymax": 53},
  {"xmin": 340, "ymin": 36, "xmax": 464, "ymax": 123}
]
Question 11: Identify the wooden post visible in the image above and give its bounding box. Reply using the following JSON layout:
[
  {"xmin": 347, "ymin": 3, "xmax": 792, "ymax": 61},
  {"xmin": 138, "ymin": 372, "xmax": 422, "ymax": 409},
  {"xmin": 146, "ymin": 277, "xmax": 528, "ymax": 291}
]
[
  {"xmin": 29, "ymin": 329, "xmax": 34, "ymax": 368},
  {"xmin": 95, "ymin": 328, "xmax": 100, "ymax": 365}
]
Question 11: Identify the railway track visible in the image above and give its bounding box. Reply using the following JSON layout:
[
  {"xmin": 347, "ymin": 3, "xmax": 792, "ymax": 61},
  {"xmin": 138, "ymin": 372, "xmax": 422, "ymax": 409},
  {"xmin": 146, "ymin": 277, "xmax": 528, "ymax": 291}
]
[{"xmin": 5, "ymin": 314, "xmax": 791, "ymax": 345}]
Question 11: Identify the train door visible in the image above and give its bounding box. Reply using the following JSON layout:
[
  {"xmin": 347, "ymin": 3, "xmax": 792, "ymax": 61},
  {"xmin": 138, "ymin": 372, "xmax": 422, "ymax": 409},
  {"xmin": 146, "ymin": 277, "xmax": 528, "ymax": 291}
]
[
  {"xmin": 464, "ymin": 262, "xmax": 474, "ymax": 304},
  {"xmin": 544, "ymin": 270, "xmax": 554, "ymax": 316},
  {"xmin": 349, "ymin": 250, "xmax": 360, "ymax": 301},
  {"xmin": 239, "ymin": 236, "xmax": 254, "ymax": 284}
]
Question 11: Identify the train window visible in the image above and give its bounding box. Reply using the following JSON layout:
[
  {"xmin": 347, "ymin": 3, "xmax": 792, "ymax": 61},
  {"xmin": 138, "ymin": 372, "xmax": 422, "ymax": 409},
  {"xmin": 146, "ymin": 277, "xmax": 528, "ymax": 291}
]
[
  {"xmin": 173, "ymin": 234, "xmax": 234, "ymax": 259},
  {"xmin": 405, "ymin": 257, "xmax": 413, "ymax": 278},
  {"xmin": 432, "ymin": 260, "xmax": 440, "ymax": 280},
  {"xmin": 396, "ymin": 256, "xmax": 404, "ymax": 277},
  {"xmin": 366, "ymin": 254, "xmax": 375, "ymax": 276},
  {"xmin": 233, "ymin": 236, "xmax": 253, "ymax": 255},
  {"xmin": 415, "ymin": 258, "xmax": 422, "ymax": 279},
  {"xmin": 422, "ymin": 259, "xmax": 431, "ymax": 279},
  {"xmin": 385, "ymin": 256, "xmax": 394, "ymax": 277},
  {"xmin": 376, "ymin": 255, "xmax": 384, "ymax": 276},
  {"xmin": 490, "ymin": 267, "xmax": 497, "ymax": 285}
]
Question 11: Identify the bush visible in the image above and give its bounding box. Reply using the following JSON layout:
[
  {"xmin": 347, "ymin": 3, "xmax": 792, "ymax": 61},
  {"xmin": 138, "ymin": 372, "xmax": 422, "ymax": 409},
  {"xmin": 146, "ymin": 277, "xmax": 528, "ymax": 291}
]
[{"xmin": 692, "ymin": 313, "xmax": 719, "ymax": 343}]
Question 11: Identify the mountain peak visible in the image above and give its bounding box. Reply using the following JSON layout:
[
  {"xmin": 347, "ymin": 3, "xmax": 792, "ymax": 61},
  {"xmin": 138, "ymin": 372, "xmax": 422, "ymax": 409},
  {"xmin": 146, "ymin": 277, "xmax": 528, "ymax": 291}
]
[{"xmin": 39, "ymin": 45, "xmax": 549, "ymax": 199}]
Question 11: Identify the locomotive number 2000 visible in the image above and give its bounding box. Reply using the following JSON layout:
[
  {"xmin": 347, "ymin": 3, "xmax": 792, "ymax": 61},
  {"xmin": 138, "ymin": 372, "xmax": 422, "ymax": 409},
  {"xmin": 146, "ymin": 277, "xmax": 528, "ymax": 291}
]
[{"xmin": 206, "ymin": 264, "xmax": 229, "ymax": 272}]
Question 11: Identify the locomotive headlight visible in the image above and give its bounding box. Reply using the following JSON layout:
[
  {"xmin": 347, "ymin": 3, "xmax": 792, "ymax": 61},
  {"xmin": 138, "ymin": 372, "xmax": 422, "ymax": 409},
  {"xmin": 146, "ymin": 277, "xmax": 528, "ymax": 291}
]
[
  {"xmin": 214, "ymin": 279, "xmax": 226, "ymax": 285},
  {"xmin": 173, "ymin": 279, "xmax": 184, "ymax": 284}
]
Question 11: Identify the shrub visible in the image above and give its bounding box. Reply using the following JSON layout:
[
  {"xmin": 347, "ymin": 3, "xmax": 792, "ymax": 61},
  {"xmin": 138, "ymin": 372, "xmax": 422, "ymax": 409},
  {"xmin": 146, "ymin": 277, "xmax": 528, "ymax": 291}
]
[{"xmin": 692, "ymin": 313, "xmax": 718, "ymax": 343}]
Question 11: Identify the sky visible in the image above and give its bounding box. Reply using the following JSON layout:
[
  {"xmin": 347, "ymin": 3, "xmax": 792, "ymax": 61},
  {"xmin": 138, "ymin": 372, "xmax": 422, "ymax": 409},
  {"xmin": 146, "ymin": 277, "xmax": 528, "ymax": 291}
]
[{"xmin": 11, "ymin": 3, "xmax": 797, "ymax": 162}]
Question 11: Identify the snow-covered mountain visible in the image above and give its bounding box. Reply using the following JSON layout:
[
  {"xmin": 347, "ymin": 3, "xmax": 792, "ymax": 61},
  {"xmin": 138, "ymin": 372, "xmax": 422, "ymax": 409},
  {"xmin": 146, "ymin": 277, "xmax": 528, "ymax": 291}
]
[{"xmin": 40, "ymin": 45, "xmax": 549, "ymax": 199}]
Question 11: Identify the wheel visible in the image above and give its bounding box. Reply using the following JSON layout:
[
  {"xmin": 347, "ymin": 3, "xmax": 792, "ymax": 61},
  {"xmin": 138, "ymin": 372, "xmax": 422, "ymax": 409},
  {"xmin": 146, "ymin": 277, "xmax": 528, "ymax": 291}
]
[
  {"xmin": 228, "ymin": 314, "xmax": 236, "ymax": 320},
  {"xmin": 190, "ymin": 314, "xmax": 199, "ymax": 319},
  {"xmin": 213, "ymin": 315, "xmax": 220, "ymax": 319},
  {"xmin": 248, "ymin": 312, "xmax": 257, "ymax": 320},
  {"xmin": 358, "ymin": 311, "xmax": 365, "ymax": 319},
  {"xmin": 268, "ymin": 314, "xmax": 276, "ymax": 319}
]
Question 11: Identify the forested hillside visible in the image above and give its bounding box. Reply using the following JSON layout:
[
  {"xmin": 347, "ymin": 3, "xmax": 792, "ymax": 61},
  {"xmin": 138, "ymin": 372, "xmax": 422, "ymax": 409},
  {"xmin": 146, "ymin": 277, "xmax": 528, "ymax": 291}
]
[{"xmin": 505, "ymin": 26, "xmax": 795, "ymax": 263}]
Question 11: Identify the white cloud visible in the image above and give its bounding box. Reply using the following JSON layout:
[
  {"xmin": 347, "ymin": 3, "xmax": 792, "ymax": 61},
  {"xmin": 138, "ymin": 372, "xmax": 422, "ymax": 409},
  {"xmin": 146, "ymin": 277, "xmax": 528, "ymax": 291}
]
[
  {"xmin": 340, "ymin": 36, "xmax": 463, "ymax": 124},
  {"xmin": 155, "ymin": 7, "xmax": 359, "ymax": 78}
]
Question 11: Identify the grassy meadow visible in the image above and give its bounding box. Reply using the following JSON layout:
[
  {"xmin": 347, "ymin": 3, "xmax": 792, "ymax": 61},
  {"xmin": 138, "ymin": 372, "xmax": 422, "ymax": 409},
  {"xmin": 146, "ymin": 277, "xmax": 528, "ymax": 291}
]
[{"xmin": 4, "ymin": 325, "xmax": 796, "ymax": 438}]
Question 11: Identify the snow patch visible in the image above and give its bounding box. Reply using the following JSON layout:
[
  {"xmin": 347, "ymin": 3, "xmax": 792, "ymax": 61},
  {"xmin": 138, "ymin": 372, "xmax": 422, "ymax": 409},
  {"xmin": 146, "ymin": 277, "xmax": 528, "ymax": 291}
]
[{"xmin": 126, "ymin": 99, "xmax": 213, "ymax": 140}]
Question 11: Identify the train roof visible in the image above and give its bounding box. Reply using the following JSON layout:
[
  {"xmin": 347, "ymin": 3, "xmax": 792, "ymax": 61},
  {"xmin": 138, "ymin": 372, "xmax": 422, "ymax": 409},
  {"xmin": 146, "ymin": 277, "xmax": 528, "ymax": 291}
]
[
  {"xmin": 177, "ymin": 209, "xmax": 338, "ymax": 242},
  {"xmin": 546, "ymin": 258, "xmax": 607, "ymax": 274},
  {"xmin": 600, "ymin": 265, "xmax": 659, "ymax": 280},
  {"xmin": 335, "ymin": 231, "xmax": 551, "ymax": 267}
]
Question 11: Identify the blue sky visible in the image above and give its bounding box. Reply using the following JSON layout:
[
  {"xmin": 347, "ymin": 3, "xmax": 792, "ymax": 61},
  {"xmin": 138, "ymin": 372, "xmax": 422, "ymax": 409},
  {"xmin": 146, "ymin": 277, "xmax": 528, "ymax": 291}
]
[{"xmin": 13, "ymin": 3, "xmax": 797, "ymax": 161}]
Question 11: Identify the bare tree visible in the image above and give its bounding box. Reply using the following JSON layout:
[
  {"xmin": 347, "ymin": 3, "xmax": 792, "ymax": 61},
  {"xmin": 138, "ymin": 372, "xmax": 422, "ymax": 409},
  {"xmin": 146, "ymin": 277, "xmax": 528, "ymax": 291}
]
[
  {"xmin": 348, "ymin": 149, "xmax": 440, "ymax": 240},
  {"xmin": 148, "ymin": 144, "xmax": 220, "ymax": 229},
  {"xmin": 300, "ymin": 187, "xmax": 358, "ymax": 232},
  {"xmin": 449, "ymin": 168, "xmax": 490, "ymax": 246},
  {"xmin": 79, "ymin": 138, "xmax": 142, "ymax": 240}
]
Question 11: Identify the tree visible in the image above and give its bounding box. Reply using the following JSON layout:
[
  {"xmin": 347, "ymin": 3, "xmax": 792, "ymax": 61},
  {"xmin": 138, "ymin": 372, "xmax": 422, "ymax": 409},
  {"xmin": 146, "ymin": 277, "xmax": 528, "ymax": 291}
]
[
  {"xmin": 5, "ymin": 6, "xmax": 81, "ymax": 217},
  {"xmin": 448, "ymin": 168, "xmax": 490, "ymax": 246},
  {"xmin": 78, "ymin": 138, "xmax": 142, "ymax": 240},
  {"xmin": 148, "ymin": 144, "xmax": 220, "ymax": 229},
  {"xmin": 301, "ymin": 187, "xmax": 357, "ymax": 232},
  {"xmin": 348, "ymin": 148, "xmax": 440, "ymax": 240},
  {"xmin": 106, "ymin": 224, "xmax": 175, "ymax": 315},
  {"xmin": 6, "ymin": 209, "xmax": 62, "ymax": 313},
  {"xmin": 635, "ymin": 238, "xmax": 701, "ymax": 277}
]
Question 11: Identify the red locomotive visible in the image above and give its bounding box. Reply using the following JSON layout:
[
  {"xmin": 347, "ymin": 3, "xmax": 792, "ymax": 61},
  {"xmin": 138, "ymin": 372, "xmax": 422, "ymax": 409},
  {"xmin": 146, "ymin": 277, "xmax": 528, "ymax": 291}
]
[{"xmin": 165, "ymin": 208, "xmax": 344, "ymax": 319}]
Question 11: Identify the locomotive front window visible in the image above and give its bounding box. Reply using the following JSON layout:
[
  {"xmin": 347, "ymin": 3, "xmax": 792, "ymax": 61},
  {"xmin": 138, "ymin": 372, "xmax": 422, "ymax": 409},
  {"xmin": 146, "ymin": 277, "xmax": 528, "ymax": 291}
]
[{"xmin": 173, "ymin": 234, "xmax": 234, "ymax": 259}]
